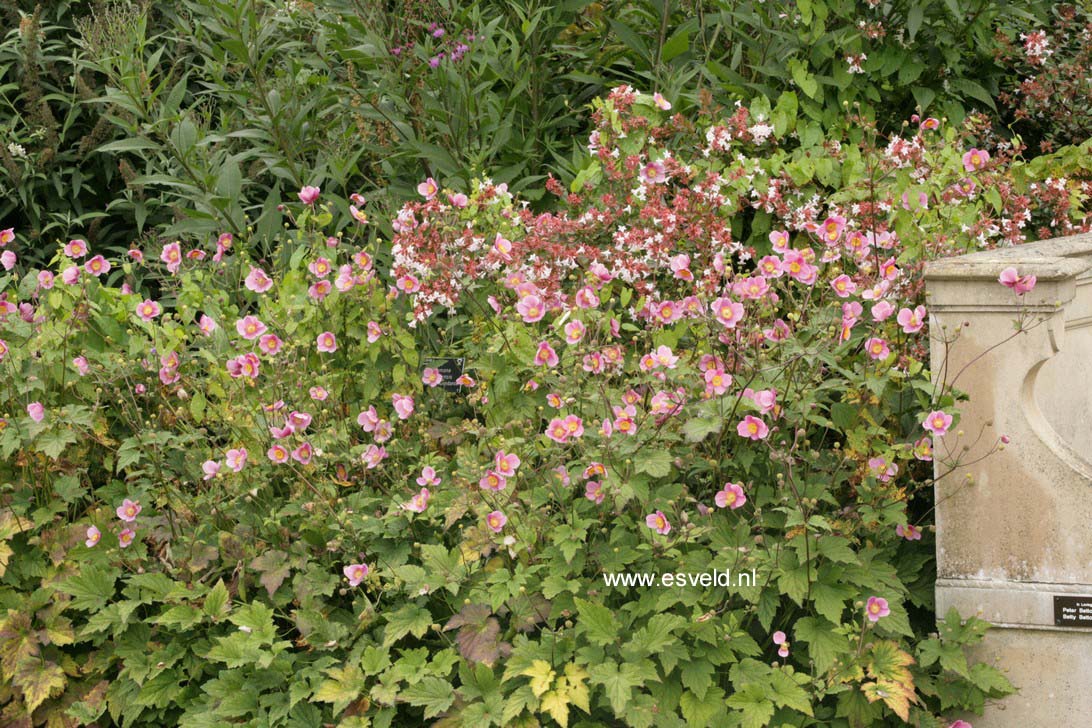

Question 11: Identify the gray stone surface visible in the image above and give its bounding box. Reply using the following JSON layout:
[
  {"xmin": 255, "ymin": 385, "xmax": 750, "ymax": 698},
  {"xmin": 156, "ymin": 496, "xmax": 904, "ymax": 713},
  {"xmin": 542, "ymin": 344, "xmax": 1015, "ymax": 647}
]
[{"xmin": 926, "ymin": 234, "xmax": 1092, "ymax": 727}]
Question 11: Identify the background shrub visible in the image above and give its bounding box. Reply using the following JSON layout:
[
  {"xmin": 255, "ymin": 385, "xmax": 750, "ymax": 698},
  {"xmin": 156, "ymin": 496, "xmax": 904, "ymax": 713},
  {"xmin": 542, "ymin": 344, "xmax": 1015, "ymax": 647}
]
[
  {"xmin": 0, "ymin": 2, "xmax": 141, "ymax": 260},
  {"xmin": 2, "ymin": 0, "xmax": 1070, "ymax": 263},
  {"xmin": 995, "ymin": 2, "xmax": 1092, "ymax": 152},
  {"xmin": 589, "ymin": 0, "xmax": 1051, "ymax": 130}
]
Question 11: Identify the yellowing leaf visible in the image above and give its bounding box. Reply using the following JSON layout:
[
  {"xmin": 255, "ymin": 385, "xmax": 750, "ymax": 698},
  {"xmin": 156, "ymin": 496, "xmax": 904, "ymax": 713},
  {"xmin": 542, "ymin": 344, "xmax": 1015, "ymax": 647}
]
[
  {"xmin": 501, "ymin": 684, "xmax": 537, "ymax": 725},
  {"xmin": 337, "ymin": 717, "xmax": 371, "ymax": 728},
  {"xmin": 522, "ymin": 659, "xmax": 555, "ymax": 698},
  {"xmin": 540, "ymin": 689, "xmax": 570, "ymax": 727},
  {"xmin": 0, "ymin": 510, "xmax": 32, "ymax": 540},
  {"xmin": 15, "ymin": 657, "xmax": 65, "ymax": 713},
  {"xmin": 867, "ymin": 640, "xmax": 915, "ymax": 686},
  {"xmin": 862, "ymin": 642, "xmax": 917, "ymax": 722},
  {"xmin": 0, "ymin": 541, "xmax": 12, "ymax": 578},
  {"xmin": 45, "ymin": 617, "xmax": 75, "ymax": 647},
  {"xmin": 861, "ymin": 679, "xmax": 912, "ymax": 722},
  {"xmin": 0, "ymin": 611, "xmax": 38, "ymax": 680},
  {"xmin": 831, "ymin": 660, "xmax": 865, "ymax": 685},
  {"xmin": 562, "ymin": 663, "xmax": 590, "ymax": 714},
  {"xmin": 314, "ymin": 665, "xmax": 365, "ymax": 713},
  {"xmin": 457, "ymin": 537, "xmax": 486, "ymax": 564}
]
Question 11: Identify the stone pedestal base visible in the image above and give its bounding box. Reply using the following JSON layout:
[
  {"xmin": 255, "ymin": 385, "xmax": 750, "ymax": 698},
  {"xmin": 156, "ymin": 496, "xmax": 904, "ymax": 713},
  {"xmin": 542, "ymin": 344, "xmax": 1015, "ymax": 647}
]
[
  {"xmin": 938, "ymin": 578, "xmax": 1092, "ymax": 727},
  {"xmin": 961, "ymin": 628, "xmax": 1091, "ymax": 727}
]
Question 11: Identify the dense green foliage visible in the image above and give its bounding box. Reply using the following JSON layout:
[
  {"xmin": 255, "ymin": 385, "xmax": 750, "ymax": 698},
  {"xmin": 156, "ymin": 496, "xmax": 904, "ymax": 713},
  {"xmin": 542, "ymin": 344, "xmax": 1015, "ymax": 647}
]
[{"xmin": 3, "ymin": 86, "xmax": 1089, "ymax": 725}]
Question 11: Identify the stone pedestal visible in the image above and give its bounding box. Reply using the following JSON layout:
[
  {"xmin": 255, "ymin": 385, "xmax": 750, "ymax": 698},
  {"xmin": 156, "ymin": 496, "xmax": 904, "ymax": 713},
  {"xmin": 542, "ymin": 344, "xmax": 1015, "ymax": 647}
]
[{"xmin": 925, "ymin": 235, "xmax": 1092, "ymax": 727}]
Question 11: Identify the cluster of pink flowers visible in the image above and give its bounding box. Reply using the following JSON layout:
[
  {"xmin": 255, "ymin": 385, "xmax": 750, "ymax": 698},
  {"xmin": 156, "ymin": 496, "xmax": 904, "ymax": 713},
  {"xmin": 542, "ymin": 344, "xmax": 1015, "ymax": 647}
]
[
  {"xmin": 86, "ymin": 497, "xmax": 144, "ymax": 550},
  {"xmin": 226, "ymin": 352, "xmax": 261, "ymax": 380},
  {"xmin": 389, "ymin": 24, "xmax": 475, "ymax": 68},
  {"xmin": 545, "ymin": 414, "xmax": 584, "ymax": 444},
  {"xmin": 266, "ymin": 407, "xmax": 315, "ymax": 465},
  {"xmin": 480, "ymin": 451, "xmax": 521, "ymax": 492},
  {"xmin": 0, "ymin": 101, "xmax": 1001, "ymax": 608},
  {"xmin": 581, "ymin": 462, "xmax": 607, "ymax": 504},
  {"xmin": 365, "ymin": 93, "xmax": 1027, "ymax": 593},
  {"xmin": 199, "ymin": 443, "xmax": 249, "ymax": 482}
]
